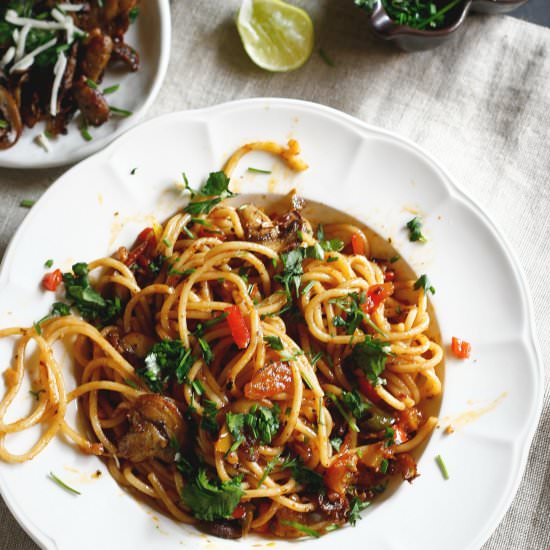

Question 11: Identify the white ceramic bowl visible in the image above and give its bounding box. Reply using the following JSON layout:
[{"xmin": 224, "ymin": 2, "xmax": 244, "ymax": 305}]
[
  {"xmin": 0, "ymin": 99, "xmax": 543, "ymax": 550},
  {"xmin": 0, "ymin": 0, "xmax": 171, "ymax": 169}
]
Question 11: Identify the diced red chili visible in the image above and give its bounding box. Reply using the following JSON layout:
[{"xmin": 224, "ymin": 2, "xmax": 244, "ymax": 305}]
[
  {"xmin": 232, "ymin": 504, "xmax": 246, "ymax": 519},
  {"xmin": 42, "ymin": 269, "xmax": 62, "ymax": 291},
  {"xmin": 451, "ymin": 337, "xmax": 471, "ymax": 359},
  {"xmin": 225, "ymin": 305, "xmax": 250, "ymax": 349},
  {"xmin": 356, "ymin": 372, "xmax": 384, "ymax": 407},
  {"xmin": 361, "ymin": 283, "xmax": 394, "ymax": 315}
]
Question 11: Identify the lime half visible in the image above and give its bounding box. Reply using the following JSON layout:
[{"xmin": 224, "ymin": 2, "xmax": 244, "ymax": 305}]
[{"xmin": 237, "ymin": 0, "xmax": 314, "ymax": 72}]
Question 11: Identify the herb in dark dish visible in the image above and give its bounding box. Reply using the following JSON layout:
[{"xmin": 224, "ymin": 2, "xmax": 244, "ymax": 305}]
[{"xmin": 355, "ymin": 0, "xmax": 463, "ymax": 30}]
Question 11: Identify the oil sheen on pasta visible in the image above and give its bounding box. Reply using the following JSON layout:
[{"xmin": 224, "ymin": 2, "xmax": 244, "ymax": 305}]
[{"xmin": 0, "ymin": 140, "xmax": 443, "ymax": 539}]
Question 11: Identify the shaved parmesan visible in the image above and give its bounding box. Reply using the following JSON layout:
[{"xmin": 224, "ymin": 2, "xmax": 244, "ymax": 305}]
[
  {"xmin": 50, "ymin": 51, "xmax": 67, "ymax": 116},
  {"xmin": 57, "ymin": 4, "xmax": 86, "ymax": 11},
  {"xmin": 0, "ymin": 47, "xmax": 15, "ymax": 69},
  {"xmin": 15, "ymin": 23, "xmax": 31, "ymax": 61},
  {"xmin": 35, "ymin": 133, "xmax": 51, "ymax": 152},
  {"xmin": 5, "ymin": 10, "xmax": 67, "ymax": 31}
]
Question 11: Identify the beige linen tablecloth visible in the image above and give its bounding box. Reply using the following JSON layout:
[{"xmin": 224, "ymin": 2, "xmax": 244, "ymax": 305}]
[{"xmin": 1, "ymin": 1, "xmax": 549, "ymax": 549}]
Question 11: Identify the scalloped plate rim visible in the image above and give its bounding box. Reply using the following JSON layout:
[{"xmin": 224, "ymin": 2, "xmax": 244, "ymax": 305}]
[{"xmin": 0, "ymin": 98, "xmax": 543, "ymax": 550}]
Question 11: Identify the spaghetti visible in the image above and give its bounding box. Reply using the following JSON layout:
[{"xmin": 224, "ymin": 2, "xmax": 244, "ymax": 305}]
[{"xmin": 0, "ymin": 140, "xmax": 443, "ymax": 539}]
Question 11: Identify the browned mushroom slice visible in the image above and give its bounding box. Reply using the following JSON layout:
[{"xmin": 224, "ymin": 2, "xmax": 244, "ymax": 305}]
[
  {"xmin": 201, "ymin": 520, "xmax": 243, "ymax": 539},
  {"xmin": 111, "ymin": 39, "xmax": 139, "ymax": 72},
  {"xmin": 81, "ymin": 28, "xmax": 114, "ymax": 83},
  {"xmin": 117, "ymin": 394, "xmax": 187, "ymax": 463},
  {"xmin": 237, "ymin": 203, "xmax": 308, "ymax": 253},
  {"xmin": 73, "ymin": 77, "xmax": 110, "ymax": 126},
  {"xmin": 0, "ymin": 86, "xmax": 22, "ymax": 150},
  {"xmin": 238, "ymin": 204, "xmax": 280, "ymax": 243}
]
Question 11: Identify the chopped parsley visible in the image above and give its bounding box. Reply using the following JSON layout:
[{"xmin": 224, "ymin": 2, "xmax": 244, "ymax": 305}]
[
  {"xmin": 264, "ymin": 335, "xmax": 284, "ymax": 351},
  {"xmin": 128, "ymin": 6, "xmax": 140, "ymax": 23},
  {"xmin": 138, "ymin": 339, "xmax": 195, "ymax": 392},
  {"xmin": 350, "ymin": 336, "xmax": 392, "ymax": 386},
  {"xmin": 0, "ymin": 119, "xmax": 8, "ymax": 129},
  {"xmin": 130, "ymin": 167, "xmax": 137, "ymax": 175},
  {"xmin": 330, "ymin": 292, "xmax": 385, "ymax": 336},
  {"xmin": 348, "ymin": 496, "xmax": 370, "ymax": 526},
  {"xmin": 61, "ymin": 263, "xmax": 121, "ymax": 326},
  {"xmin": 414, "ymin": 274, "xmax": 436, "ymax": 295},
  {"xmin": 330, "ymin": 436, "xmax": 343, "ymax": 452},
  {"xmin": 226, "ymin": 404, "xmax": 281, "ymax": 453},
  {"xmin": 275, "ymin": 247, "xmax": 304, "ymax": 300},
  {"xmin": 406, "ymin": 216, "xmax": 427, "ymax": 242},
  {"xmin": 181, "ymin": 469, "xmax": 244, "ymax": 521},
  {"xmin": 281, "ymin": 456, "xmax": 324, "ymax": 492},
  {"xmin": 44, "ymin": 259, "xmax": 54, "ymax": 268},
  {"xmin": 201, "ymin": 399, "xmax": 220, "ymax": 435}
]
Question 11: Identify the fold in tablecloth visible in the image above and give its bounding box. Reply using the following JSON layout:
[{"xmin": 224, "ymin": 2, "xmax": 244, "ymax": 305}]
[{"xmin": 1, "ymin": 2, "xmax": 549, "ymax": 549}]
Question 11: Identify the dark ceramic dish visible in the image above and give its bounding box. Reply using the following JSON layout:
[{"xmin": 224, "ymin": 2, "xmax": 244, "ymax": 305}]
[{"xmin": 362, "ymin": 0, "xmax": 528, "ymax": 51}]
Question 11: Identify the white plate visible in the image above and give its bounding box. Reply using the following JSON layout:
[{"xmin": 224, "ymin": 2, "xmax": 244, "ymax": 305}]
[
  {"xmin": 0, "ymin": 99, "xmax": 543, "ymax": 550},
  {"xmin": 0, "ymin": 0, "xmax": 171, "ymax": 169}
]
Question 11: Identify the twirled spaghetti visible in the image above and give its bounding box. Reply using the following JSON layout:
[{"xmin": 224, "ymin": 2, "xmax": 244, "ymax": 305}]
[{"xmin": 0, "ymin": 140, "xmax": 443, "ymax": 539}]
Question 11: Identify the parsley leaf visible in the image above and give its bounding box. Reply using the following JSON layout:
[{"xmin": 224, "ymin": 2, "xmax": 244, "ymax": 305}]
[
  {"xmin": 341, "ymin": 389, "xmax": 371, "ymax": 419},
  {"xmin": 348, "ymin": 496, "xmax": 370, "ymax": 526},
  {"xmin": 201, "ymin": 399, "xmax": 220, "ymax": 435},
  {"xmin": 264, "ymin": 335, "xmax": 284, "ymax": 351},
  {"xmin": 61, "ymin": 263, "xmax": 121, "ymax": 326},
  {"xmin": 275, "ymin": 247, "xmax": 305, "ymax": 300},
  {"xmin": 184, "ymin": 171, "xmax": 235, "ymax": 215},
  {"xmin": 181, "ymin": 469, "xmax": 244, "ymax": 521},
  {"xmin": 414, "ymin": 274, "xmax": 436, "ymax": 295},
  {"xmin": 226, "ymin": 404, "xmax": 281, "ymax": 452},
  {"xmin": 350, "ymin": 336, "xmax": 392, "ymax": 386},
  {"xmin": 406, "ymin": 216, "xmax": 427, "ymax": 242},
  {"xmin": 282, "ymin": 456, "xmax": 324, "ymax": 492}
]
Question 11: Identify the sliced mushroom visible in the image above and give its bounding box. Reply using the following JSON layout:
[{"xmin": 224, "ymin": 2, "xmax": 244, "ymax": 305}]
[
  {"xmin": 112, "ymin": 39, "xmax": 139, "ymax": 72},
  {"xmin": 201, "ymin": 520, "xmax": 243, "ymax": 540},
  {"xmin": 82, "ymin": 28, "xmax": 113, "ymax": 83},
  {"xmin": 117, "ymin": 394, "xmax": 186, "ymax": 463},
  {"xmin": 0, "ymin": 86, "xmax": 22, "ymax": 150},
  {"xmin": 72, "ymin": 77, "xmax": 110, "ymax": 126},
  {"xmin": 238, "ymin": 204, "xmax": 279, "ymax": 243}
]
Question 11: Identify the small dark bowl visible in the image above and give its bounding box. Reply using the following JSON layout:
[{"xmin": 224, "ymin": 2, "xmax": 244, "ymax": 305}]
[{"xmin": 362, "ymin": 0, "xmax": 528, "ymax": 51}]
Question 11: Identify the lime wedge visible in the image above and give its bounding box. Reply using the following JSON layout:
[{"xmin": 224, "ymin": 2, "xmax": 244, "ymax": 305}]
[{"xmin": 237, "ymin": 0, "xmax": 314, "ymax": 72}]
